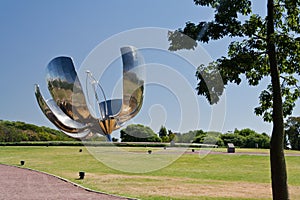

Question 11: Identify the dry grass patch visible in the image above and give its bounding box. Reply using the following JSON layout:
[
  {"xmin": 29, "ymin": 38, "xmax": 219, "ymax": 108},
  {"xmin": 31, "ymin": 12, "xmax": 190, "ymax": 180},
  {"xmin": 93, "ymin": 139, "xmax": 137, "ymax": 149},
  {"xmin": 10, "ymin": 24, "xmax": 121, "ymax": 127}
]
[{"xmin": 83, "ymin": 174, "xmax": 277, "ymax": 199}]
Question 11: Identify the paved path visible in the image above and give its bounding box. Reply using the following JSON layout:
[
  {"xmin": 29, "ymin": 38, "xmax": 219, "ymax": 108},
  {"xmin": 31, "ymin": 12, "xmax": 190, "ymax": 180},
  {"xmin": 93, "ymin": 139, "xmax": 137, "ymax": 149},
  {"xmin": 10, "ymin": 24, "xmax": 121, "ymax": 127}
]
[{"xmin": 0, "ymin": 164, "xmax": 134, "ymax": 200}]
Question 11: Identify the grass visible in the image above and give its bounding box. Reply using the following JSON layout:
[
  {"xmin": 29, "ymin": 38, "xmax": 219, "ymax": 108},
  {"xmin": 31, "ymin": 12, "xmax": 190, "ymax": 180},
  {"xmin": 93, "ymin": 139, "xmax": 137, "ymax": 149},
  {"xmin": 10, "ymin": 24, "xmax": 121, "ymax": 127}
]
[{"xmin": 0, "ymin": 146, "xmax": 299, "ymax": 199}]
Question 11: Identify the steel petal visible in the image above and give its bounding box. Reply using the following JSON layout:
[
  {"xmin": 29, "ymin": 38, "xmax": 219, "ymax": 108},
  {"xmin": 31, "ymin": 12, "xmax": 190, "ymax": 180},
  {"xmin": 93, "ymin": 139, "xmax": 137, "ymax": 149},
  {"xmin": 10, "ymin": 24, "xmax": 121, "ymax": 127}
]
[
  {"xmin": 117, "ymin": 46, "xmax": 145, "ymax": 124},
  {"xmin": 35, "ymin": 84, "xmax": 91, "ymax": 138},
  {"xmin": 46, "ymin": 56, "xmax": 92, "ymax": 123}
]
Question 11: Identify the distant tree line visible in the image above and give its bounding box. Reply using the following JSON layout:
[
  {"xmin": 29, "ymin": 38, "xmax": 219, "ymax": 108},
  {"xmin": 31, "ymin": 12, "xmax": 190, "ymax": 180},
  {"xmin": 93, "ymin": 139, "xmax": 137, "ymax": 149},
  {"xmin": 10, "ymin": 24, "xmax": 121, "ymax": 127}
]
[
  {"xmin": 120, "ymin": 116, "xmax": 300, "ymax": 149},
  {"xmin": 120, "ymin": 124, "xmax": 272, "ymax": 149},
  {"xmin": 119, "ymin": 119, "xmax": 300, "ymax": 150},
  {"xmin": 219, "ymin": 129, "xmax": 270, "ymax": 148},
  {"xmin": 170, "ymin": 127, "xmax": 270, "ymax": 149},
  {"xmin": 2, "ymin": 118, "xmax": 299, "ymax": 150},
  {"xmin": 0, "ymin": 120, "xmax": 76, "ymax": 142}
]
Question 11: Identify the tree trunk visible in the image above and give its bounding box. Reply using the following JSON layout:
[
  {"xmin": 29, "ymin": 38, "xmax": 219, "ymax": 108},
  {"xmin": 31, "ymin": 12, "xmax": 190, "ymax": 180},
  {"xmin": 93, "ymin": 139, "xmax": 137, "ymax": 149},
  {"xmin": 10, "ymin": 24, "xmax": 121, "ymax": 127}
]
[{"xmin": 267, "ymin": 0, "xmax": 289, "ymax": 199}]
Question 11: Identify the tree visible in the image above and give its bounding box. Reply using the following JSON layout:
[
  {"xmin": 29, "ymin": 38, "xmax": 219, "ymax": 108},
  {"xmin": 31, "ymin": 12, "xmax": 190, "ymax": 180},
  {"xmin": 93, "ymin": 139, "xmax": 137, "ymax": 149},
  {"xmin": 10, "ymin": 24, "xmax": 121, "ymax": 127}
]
[
  {"xmin": 120, "ymin": 124, "xmax": 161, "ymax": 142},
  {"xmin": 177, "ymin": 130, "xmax": 205, "ymax": 143},
  {"xmin": 220, "ymin": 129, "xmax": 270, "ymax": 148},
  {"xmin": 167, "ymin": 129, "xmax": 176, "ymax": 142},
  {"xmin": 158, "ymin": 126, "xmax": 177, "ymax": 142},
  {"xmin": 285, "ymin": 116, "xmax": 300, "ymax": 150},
  {"xmin": 192, "ymin": 130, "xmax": 208, "ymax": 143},
  {"xmin": 168, "ymin": 0, "xmax": 300, "ymax": 199},
  {"xmin": 220, "ymin": 132, "xmax": 246, "ymax": 147},
  {"xmin": 158, "ymin": 125, "xmax": 168, "ymax": 142}
]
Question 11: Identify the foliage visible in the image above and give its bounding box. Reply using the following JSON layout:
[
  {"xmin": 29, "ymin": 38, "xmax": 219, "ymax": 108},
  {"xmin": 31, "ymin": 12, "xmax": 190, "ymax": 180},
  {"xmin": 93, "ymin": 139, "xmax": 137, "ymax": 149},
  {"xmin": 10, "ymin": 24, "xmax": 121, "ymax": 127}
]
[
  {"xmin": 174, "ymin": 128, "xmax": 266, "ymax": 148},
  {"xmin": 285, "ymin": 116, "xmax": 300, "ymax": 150},
  {"xmin": 168, "ymin": 1, "xmax": 300, "ymax": 198},
  {"xmin": 158, "ymin": 125, "xmax": 168, "ymax": 142},
  {"xmin": 220, "ymin": 128, "xmax": 270, "ymax": 148},
  {"xmin": 0, "ymin": 120, "xmax": 76, "ymax": 142},
  {"xmin": 191, "ymin": 130, "xmax": 207, "ymax": 143},
  {"xmin": 0, "ymin": 119, "xmax": 273, "ymax": 148},
  {"xmin": 158, "ymin": 126, "xmax": 177, "ymax": 142},
  {"xmin": 167, "ymin": 129, "xmax": 176, "ymax": 142},
  {"xmin": 169, "ymin": 1, "xmax": 300, "ymax": 120},
  {"xmin": 120, "ymin": 124, "xmax": 162, "ymax": 142},
  {"xmin": 175, "ymin": 130, "xmax": 205, "ymax": 143}
]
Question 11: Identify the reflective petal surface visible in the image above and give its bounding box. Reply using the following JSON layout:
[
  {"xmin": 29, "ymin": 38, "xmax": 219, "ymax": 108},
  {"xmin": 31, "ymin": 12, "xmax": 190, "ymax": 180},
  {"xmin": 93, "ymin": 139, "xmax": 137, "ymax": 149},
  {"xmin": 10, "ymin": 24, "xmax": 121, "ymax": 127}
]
[
  {"xmin": 35, "ymin": 46, "xmax": 145, "ymax": 138},
  {"xmin": 46, "ymin": 57, "xmax": 92, "ymax": 123},
  {"xmin": 117, "ymin": 46, "xmax": 145, "ymax": 124},
  {"xmin": 34, "ymin": 84, "xmax": 91, "ymax": 138},
  {"xmin": 98, "ymin": 99, "xmax": 122, "ymax": 119}
]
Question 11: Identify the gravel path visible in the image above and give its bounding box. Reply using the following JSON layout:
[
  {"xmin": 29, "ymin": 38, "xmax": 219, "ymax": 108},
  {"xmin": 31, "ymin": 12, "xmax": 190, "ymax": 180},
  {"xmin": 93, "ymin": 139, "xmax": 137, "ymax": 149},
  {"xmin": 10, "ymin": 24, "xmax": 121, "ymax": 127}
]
[{"xmin": 0, "ymin": 164, "xmax": 135, "ymax": 200}]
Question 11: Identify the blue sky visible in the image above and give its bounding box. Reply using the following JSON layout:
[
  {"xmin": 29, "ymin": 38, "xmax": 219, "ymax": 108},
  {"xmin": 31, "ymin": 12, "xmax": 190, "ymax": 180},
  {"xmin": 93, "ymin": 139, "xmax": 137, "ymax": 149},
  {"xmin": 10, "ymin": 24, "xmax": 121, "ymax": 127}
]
[{"xmin": 0, "ymin": 0, "xmax": 299, "ymax": 137}]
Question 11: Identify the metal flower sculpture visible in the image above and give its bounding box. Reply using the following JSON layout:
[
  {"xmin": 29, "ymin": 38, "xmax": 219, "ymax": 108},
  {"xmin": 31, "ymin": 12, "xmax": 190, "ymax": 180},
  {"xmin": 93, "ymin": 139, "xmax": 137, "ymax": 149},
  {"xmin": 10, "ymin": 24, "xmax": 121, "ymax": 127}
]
[{"xmin": 35, "ymin": 46, "xmax": 145, "ymax": 141}]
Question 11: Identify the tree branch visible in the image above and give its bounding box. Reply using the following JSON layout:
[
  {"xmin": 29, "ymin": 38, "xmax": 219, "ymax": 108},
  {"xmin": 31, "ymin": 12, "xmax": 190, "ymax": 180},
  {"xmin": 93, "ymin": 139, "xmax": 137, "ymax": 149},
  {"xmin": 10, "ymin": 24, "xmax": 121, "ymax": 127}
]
[{"xmin": 253, "ymin": 33, "xmax": 267, "ymax": 40}]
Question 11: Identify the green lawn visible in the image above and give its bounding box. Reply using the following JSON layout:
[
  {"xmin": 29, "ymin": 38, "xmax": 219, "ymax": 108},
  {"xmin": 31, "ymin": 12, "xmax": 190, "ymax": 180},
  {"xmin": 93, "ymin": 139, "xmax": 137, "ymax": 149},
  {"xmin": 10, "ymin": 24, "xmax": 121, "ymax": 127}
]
[{"xmin": 0, "ymin": 146, "xmax": 299, "ymax": 200}]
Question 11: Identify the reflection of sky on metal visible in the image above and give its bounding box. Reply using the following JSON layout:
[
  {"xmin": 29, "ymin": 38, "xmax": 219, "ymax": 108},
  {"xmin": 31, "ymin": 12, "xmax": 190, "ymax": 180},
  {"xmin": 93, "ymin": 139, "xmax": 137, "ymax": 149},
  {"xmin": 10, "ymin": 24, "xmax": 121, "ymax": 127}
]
[
  {"xmin": 35, "ymin": 85, "xmax": 91, "ymax": 138},
  {"xmin": 35, "ymin": 46, "xmax": 146, "ymax": 139},
  {"xmin": 35, "ymin": 57, "xmax": 102, "ymax": 138}
]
